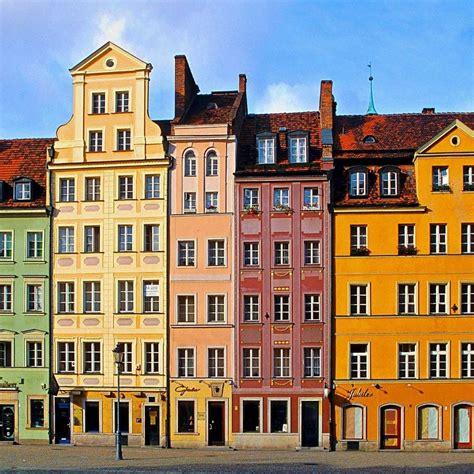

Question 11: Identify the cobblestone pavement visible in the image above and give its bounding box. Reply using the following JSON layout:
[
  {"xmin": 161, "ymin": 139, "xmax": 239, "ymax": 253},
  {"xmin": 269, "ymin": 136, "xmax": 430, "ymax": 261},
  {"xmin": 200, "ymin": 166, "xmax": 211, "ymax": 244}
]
[{"xmin": 0, "ymin": 446, "xmax": 473, "ymax": 473}]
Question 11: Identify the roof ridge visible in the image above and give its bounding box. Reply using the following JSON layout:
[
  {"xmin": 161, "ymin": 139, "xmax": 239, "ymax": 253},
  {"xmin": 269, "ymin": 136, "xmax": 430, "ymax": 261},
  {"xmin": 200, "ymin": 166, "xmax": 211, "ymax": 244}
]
[
  {"xmin": 248, "ymin": 111, "xmax": 319, "ymax": 117},
  {"xmin": 0, "ymin": 137, "xmax": 54, "ymax": 141},
  {"xmin": 337, "ymin": 112, "xmax": 474, "ymax": 118}
]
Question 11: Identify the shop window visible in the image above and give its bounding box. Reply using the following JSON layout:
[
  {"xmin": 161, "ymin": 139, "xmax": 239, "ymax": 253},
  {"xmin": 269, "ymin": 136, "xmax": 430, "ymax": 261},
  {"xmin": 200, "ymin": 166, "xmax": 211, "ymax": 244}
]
[
  {"xmin": 177, "ymin": 400, "xmax": 195, "ymax": 433},
  {"xmin": 343, "ymin": 405, "xmax": 363, "ymax": 440},
  {"xmin": 242, "ymin": 400, "xmax": 260, "ymax": 432},
  {"xmin": 114, "ymin": 401, "xmax": 129, "ymax": 433},
  {"xmin": 270, "ymin": 400, "xmax": 289, "ymax": 433},
  {"xmin": 85, "ymin": 401, "xmax": 100, "ymax": 432},
  {"xmin": 30, "ymin": 399, "xmax": 44, "ymax": 428},
  {"xmin": 417, "ymin": 405, "xmax": 439, "ymax": 440}
]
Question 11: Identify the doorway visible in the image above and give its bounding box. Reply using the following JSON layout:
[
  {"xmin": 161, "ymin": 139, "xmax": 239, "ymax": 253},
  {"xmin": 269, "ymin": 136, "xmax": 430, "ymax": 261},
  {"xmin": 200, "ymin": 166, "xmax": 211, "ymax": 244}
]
[
  {"xmin": 54, "ymin": 397, "xmax": 71, "ymax": 444},
  {"xmin": 381, "ymin": 406, "xmax": 401, "ymax": 449},
  {"xmin": 301, "ymin": 401, "xmax": 319, "ymax": 447},
  {"xmin": 208, "ymin": 401, "xmax": 225, "ymax": 446},
  {"xmin": 144, "ymin": 406, "xmax": 160, "ymax": 446},
  {"xmin": 0, "ymin": 405, "xmax": 15, "ymax": 441},
  {"xmin": 454, "ymin": 405, "xmax": 472, "ymax": 449}
]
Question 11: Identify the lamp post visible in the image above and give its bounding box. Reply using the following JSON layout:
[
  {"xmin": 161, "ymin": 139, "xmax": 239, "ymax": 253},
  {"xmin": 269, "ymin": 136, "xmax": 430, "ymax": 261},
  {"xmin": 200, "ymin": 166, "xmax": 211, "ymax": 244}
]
[{"xmin": 112, "ymin": 344, "xmax": 124, "ymax": 460}]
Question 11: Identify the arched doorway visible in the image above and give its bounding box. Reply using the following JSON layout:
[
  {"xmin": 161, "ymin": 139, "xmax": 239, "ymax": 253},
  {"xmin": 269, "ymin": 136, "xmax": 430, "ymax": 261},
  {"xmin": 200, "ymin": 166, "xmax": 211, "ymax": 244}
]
[{"xmin": 380, "ymin": 405, "xmax": 402, "ymax": 449}]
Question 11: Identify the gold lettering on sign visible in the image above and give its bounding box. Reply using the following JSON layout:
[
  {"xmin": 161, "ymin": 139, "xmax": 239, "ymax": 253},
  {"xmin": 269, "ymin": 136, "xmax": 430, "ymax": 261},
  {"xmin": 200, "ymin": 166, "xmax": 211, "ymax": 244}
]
[
  {"xmin": 347, "ymin": 387, "xmax": 373, "ymax": 401},
  {"xmin": 174, "ymin": 382, "xmax": 200, "ymax": 397}
]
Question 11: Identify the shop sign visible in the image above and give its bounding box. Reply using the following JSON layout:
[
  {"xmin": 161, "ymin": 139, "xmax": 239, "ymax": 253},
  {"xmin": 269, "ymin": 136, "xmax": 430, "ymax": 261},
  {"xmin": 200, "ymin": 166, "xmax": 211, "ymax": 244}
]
[
  {"xmin": 175, "ymin": 382, "xmax": 200, "ymax": 397},
  {"xmin": 0, "ymin": 381, "xmax": 17, "ymax": 389},
  {"xmin": 347, "ymin": 387, "xmax": 373, "ymax": 401}
]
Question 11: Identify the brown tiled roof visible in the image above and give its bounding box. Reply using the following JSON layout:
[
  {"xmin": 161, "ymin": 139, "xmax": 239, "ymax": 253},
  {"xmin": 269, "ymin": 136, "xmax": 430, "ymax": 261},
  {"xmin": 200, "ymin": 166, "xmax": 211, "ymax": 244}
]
[
  {"xmin": 236, "ymin": 112, "xmax": 322, "ymax": 174},
  {"xmin": 0, "ymin": 138, "xmax": 53, "ymax": 208}
]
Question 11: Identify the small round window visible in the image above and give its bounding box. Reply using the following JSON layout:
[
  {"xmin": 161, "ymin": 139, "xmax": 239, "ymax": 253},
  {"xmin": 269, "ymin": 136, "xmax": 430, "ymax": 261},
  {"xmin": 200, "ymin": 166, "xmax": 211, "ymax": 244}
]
[
  {"xmin": 105, "ymin": 58, "xmax": 115, "ymax": 68},
  {"xmin": 450, "ymin": 135, "xmax": 460, "ymax": 146}
]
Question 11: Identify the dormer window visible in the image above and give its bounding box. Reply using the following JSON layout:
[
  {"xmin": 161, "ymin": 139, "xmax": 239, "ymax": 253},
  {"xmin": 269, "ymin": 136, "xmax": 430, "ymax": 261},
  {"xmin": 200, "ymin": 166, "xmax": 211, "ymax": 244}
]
[
  {"xmin": 349, "ymin": 168, "xmax": 368, "ymax": 197},
  {"xmin": 288, "ymin": 132, "xmax": 308, "ymax": 163},
  {"xmin": 0, "ymin": 181, "xmax": 6, "ymax": 201},
  {"xmin": 380, "ymin": 167, "xmax": 400, "ymax": 197},
  {"xmin": 14, "ymin": 178, "xmax": 32, "ymax": 201},
  {"xmin": 257, "ymin": 133, "xmax": 276, "ymax": 164},
  {"xmin": 363, "ymin": 135, "xmax": 376, "ymax": 144}
]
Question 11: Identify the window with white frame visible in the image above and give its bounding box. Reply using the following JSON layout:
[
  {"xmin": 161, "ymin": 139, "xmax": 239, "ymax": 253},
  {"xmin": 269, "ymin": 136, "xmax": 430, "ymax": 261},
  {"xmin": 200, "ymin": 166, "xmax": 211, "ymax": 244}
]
[
  {"xmin": 58, "ymin": 282, "xmax": 75, "ymax": 313},
  {"xmin": 461, "ymin": 343, "xmax": 474, "ymax": 378},
  {"xmin": 177, "ymin": 400, "xmax": 195, "ymax": 433},
  {"xmin": 244, "ymin": 242, "xmax": 259, "ymax": 266},
  {"xmin": 57, "ymin": 341, "xmax": 75, "ymax": 373},
  {"xmin": 177, "ymin": 241, "xmax": 195, "ymax": 266},
  {"xmin": 118, "ymin": 281, "xmax": 134, "ymax": 313},
  {"xmin": 398, "ymin": 284, "xmax": 416, "ymax": 315},
  {"xmin": 144, "ymin": 224, "xmax": 160, "ymax": 252},
  {"xmin": 304, "ymin": 241, "xmax": 320, "ymax": 264},
  {"xmin": 85, "ymin": 177, "xmax": 101, "ymax": 201},
  {"xmin": 432, "ymin": 166, "xmax": 449, "ymax": 191},
  {"xmin": 257, "ymin": 135, "xmax": 275, "ymax": 164},
  {"xmin": 177, "ymin": 295, "xmax": 195, "ymax": 323},
  {"xmin": 304, "ymin": 294, "xmax": 321, "ymax": 321},
  {"xmin": 206, "ymin": 151, "xmax": 218, "ymax": 176},
  {"xmin": 350, "ymin": 285, "xmax": 368, "ymax": 315},
  {"xmin": 243, "ymin": 188, "xmax": 259, "ymax": 209},
  {"xmin": 59, "ymin": 178, "xmax": 75, "ymax": 202},
  {"xmin": 274, "ymin": 295, "xmax": 290, "ymax": 321},
  {"xmin": 117, "ymin": 342, "xmax": 133, "ymax": 373},
  {"xmin": 144, "ymin": 342, "xmax": 160, "ymax": 374},
  {"xmin": 0, "ymin": 232, "xmax": 12, "ymax": 259},
  {"xmin": 58, "ymin": 227, "xmax": 74, "ymax": 253},
  {"xmin": 26, "ymin": 284, "xmax": 43, "ymax": 312},
  {"xmin": 208, "ymin": 239, "xmax": 225, "ymax": 266},
  {"xmin": 0, "ymin": 341, "xmax": 12, "ymax": 367},
  {"xmin": 89, "ymin": 131, "xmax": 103, "ymax": 152},
  {"xmin": 461, "ymin": 283, "xmax": 474, "ymax": 314},
  {"xmin": 118, "ymin": 225, "xmax": 133, "ymax": 251},
  {"xmin": 115, "ymin": 91, "xmax": 129, "ymax": 113},
  {"xmin": 118, "ymin": 176, "xmax": 133, "ymax": 199},
  {"xmin": 117, "ymin": 129, "xmax": 131, "ymax": 151},
  {"xmin": 380, "ymin": 168, "xmax": 399, "ymax": 196},
  {"xmin": 273, "ymin": 348, "xmax": 290, "ymax": 377},
  {"xmin": 273, "ymin": 188, "xmax": 289, "ymax": 208},
  {"xmin": 0, "ymin": 284, "xmax": 12, "ymax": 312},
  {"xmin": 207, "ymin": 295, "xmax": 225, "ymax": 323},
  {"xmin": 462, "ymin": 223, "xmax": 474, "ymax": 254},
  {"xmin": 84, "ymin": 281, "xmax": 101, "ymax": 313},
  {"xmin": 270, "ymin": 400, "xmax": 289, "ymax": 433},
  {"xmin": 143, "ymin": 281, "xmax": 160, "ymax": 313},
  {"xmin": 349, "ymin": 169, "xmax": 367, "ymax": 197},
  {"xmin": 183, "ymin": 192, "xmax": 196, "ymax": 213},
  {"xmin": 208, "ymin": 348, "xmax": 225, "ymax": 377},
  {"xmin": 398, "ymin": 343, "xmax": 417, "ymax": 379},
  {"xmin": 274, "ymin": 242, "xmax": 290, "ymax": 265},
  {"xmin": 27, "ymin": 341, "xmax": 43, "ymax": 367},
  {"xmin": 417, "ymin": 405, "xmax": 440, "ymax": 440},
  {"xmin": 205, "ymin": 192, "xmax": 218, "ymax": 212},
  {"xmin": 92, "ymin": 93, "xmax": 105, "ymax": 113},
  {"xmin": 83, "ymin": 342, "xmax": 101, "ymax": 373},
  {"xmin": 350, "ymin": 344, "xmax": 368, "ymax": 379},
  {"xmin": 289, "ymin": 134, "xmax": 307, "ymax": 163},
  {"xmin": 145, "ymin": 175, "xmax": 160, "ymax": 199},
  {"xmin": 243, "ymin": 348, "xmax": 260, "ymax": 377},
  {"xmin": 177, "ymin": 348, "xmax": 195, "ymax": 377},
  {"xmin": 398, "ymin": 224, "xmax": 416, "ymax": 251},
  {"xmin": 429, "ymin": 283, "xmax": 448, "ymax": 314},
  {"xmin": 303, "ymin": 187, "xmax": 320, "ymax": 210},
  {"xmin": 243, "ymin": 295, "xmax": 259, "ymax": 321},
  {"xmin": 242, "ymin": 400, "xmax": 261, "ymax": 432},
  {"xmin": 26, "ymin": 232, "xmax": 43, "ymax": 259},
  {"xmin": 463, "ymin": 166, "xmax": 474, "ymax": 190},
  {"xmin": 303, "ymin": 347, "xmax": 321, "ymax": 377},
  {"xmin": 184, "ymin": 151, "xmax": 196, "ymax": 177},
  {"xmin": 350, "ymin": 226, "xmax": 368, "ymax": 255},
  {"xmin": 429, "ymin": 343, "xmax": 448, "ymax": 378},
  {"xmin": 430, "ymin": 224, "xmax": 447, "ymax": 254},
  {"xmin": 14, "ymin": 179, "xmax": 32, "ymax": 201},
  {"xmin": 84, "ymin": 226, "xmax": 100, "ymax": 253},
  {"xmin": 343, "ymin": 405, "xmax": 364, "ymax": 440}
]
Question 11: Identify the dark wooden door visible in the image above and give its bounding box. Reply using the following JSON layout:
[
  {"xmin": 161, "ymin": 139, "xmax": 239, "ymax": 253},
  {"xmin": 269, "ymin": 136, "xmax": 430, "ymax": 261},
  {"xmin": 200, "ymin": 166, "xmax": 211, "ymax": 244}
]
[
  {"xmin": 454, "ymin": 405, "xmax": 472, "ymax": 449},
  {"xmin": 301, "ymin": 401, "xmax": 319, "ymax": 447},
  {"xmin": 208, "ymin": 401, "xmax": 225, "ymax": 446},
  {"xmin": 145, "ymin": 406, "xmax": 160, "ymax": 446},
  {"xmin": 381, "ymin": 406, "xmax": 401, "ymax": 449},
  {"xmin": 0, "ymin": 405, "xmax": 15, "ymax": 441},
  {"xmin": 54, "ymin": 397, "xmax": 71, "ymax": 444}
]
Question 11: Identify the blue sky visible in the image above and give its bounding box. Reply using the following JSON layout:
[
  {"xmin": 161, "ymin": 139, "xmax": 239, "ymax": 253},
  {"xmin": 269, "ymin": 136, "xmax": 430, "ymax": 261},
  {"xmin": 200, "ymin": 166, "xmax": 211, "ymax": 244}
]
[{"xmin": 0, "ymin": 0, "xmax": 473, "ymax": 138}]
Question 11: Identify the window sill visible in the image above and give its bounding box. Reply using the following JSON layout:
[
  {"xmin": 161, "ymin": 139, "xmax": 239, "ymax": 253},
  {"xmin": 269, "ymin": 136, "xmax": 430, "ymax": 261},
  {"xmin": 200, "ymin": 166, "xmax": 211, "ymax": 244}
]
[
  {"xmin": 113, "ymin": 149, "xmax": 134, "ymax": 153},
  {"xmin": 57, "ymin": 201, "xmax": 78, "ymax": 204},
  {"xmin": 174, "ymin": 432, "xmax": 200, "ymax": 436},
  {"xmin": 57, "ymin": 252, "xmax": 77, "ymax": 255},
  {"xmin": 25, "ymin": 427, "xmax": 48, "ymax": 431},
  {"xmin": 82, "ymin": 373, "xmax": 103, "ymax": 375},
  {"xmin": 87, "ymin": 151, "xmax": 106, "ymax": 154},
  {"xmin": 115, "ymin": 199, "xmax": 137, "ymax": 202},
  {"xmin": 82, "ymin": 252, "xmax": 103, "ymax": 255},
  {"xmin": 24, "ymin": 260, "xmax": 47, "ymax": 264},
  {"xmin": 0, "ymin": 259, "xmax": 14, "ymax": 263},
  {"xmin": 241, "ymin": 320, "xmax": 263, "ymax": 325},
  {"xmin": 0, "ymin": 312, "xmax": 15, "ymax": 316},
  {"xmin": 83, "ymin": 200, "xmax": 104, "ymax": 203},
  {"xmin": 302, "ymin": 319, "xmax": 322, "ymax": 323},
  {"xmin": 24, "ymin": 312, "xmax": 46, "ymax": 316},
  {"xmin": 143, "ymin": 197, "xmax": 164, "ymax": 201},
  {"xmin": 302, "ymin": 207, "xmax": 321, "ymax": 212}
]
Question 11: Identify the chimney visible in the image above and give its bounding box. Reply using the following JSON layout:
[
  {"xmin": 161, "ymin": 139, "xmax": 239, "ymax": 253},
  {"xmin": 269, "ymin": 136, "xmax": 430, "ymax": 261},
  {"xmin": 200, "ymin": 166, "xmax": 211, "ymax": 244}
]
[
  {"xmin": 239, "ymin": 74, "xmax": 247, "ymax": 93},
  {"xmin": 174, "ymin": 55, "xmax": 199, "ymax": 119},
  {"xmin": 422, "ymin": 107, "xmax": 435, "ymax": 115},
  {"xmin": 319, "ymin": 80, "xmax": 334, "ymax": 130}
]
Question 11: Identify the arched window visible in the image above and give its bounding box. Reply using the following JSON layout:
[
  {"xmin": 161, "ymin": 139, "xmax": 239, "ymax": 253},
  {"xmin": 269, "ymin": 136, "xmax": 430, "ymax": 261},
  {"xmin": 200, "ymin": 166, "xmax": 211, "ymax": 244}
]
[
  {"xmin": 380, "ymin": 167, "xmax": 400, "ymax": 197},
  {"xmin": 417, "ymin": 405, "xmax": 439, "ymax": 440},
  {"xmin": 349, "ymin": 167, "xmax": 368, "ymax": 197},
  {"xmin": 206, "ymin": 151, "xmax": 218, "ymax": 176},
  {"xmin": 343, "ymin": 405, "xmax": 364, "ymax": 439},
  {"xmin": 184, "ymin": 151, "xmax": 196, "ymax": 177},
  {"xmin": 363, "ymin": 135, "xmax": 376, "ymax": 144}
]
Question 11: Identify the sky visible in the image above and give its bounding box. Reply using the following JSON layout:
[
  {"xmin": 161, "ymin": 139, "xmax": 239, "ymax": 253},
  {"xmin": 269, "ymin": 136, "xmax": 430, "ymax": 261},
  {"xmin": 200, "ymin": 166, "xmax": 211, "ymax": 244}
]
[{"xmin": 0, "ymin": 0, "xmax": 473, "ymax": 138}]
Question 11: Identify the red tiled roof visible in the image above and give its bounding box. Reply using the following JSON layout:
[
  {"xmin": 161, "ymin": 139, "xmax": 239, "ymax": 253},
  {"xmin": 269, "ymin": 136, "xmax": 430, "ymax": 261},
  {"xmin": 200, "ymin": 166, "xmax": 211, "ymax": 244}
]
[
  {"xmin": 0, "ymin": 138, "xmax": 53, "ymax": 208},
  {"xmin": 236, "ymin": 112, "xmax": 322, "ymax": 173}
]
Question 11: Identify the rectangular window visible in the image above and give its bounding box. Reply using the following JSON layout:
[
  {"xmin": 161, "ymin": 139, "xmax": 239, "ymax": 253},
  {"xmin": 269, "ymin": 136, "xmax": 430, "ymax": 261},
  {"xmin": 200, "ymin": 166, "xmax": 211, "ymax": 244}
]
[
  {"xmin": 0, "ymin": 232, "xmax": 12, "ymax": 259},
  {"xmin": 58, "ymin": 282, "xmax": 75, "ymax": 313},
  {"xmin": 418, "ymin": 406, "xmax": 439, "ymax": 440},
  {"xmin": 461, "ymin": 343, "xmax": 474, "ymax": 378},
  {"xmin": 303, "ymin": 187, "xmax": 319, "ymax": 210},
  {"xmin": 85, "ymin": 177, "xmax": 101, "ymax": 201},
  {"xmin": 83, "ymin": 342, "xmax": 101, "ymax": 373},
  {"xmin": 59, "ymin": 178, "xmax": 75, "ymax": 202},
  {"xmin": 205, "ymin": 192, "xmax": 218, "ymax": 212},
  {"xmin": 26, "ymin": 232, "xmax": 43, "ymax": 259},
  {"xmin": 303, "ymin": 347, "xmax": 321, "ymax": 377},
  {"xmin": 398, "ymin": 343, "xmax": 416, "ymax": 379},
  {"xmin": 398, "ymin": 284, "xmax": 416, "ymax": 315},
  {"xmin": 26, "ymin": 284, "xmax": 43, "ymax": 312},
  {"xmin": 84, "ymin": 226, "xmax": 100, "ymax": 253},
  {"xmin": 270, "ymin": 400, "xmax": 289, "ymax": 433},
  {"xmin": 145, "ymin": 175, "xmax": 160, "ymax": 199},
  {"xmin": 115, "ymin": 91, "xmax": 129, "ymax": 113},
  {"xmin": 207, "ymin": 295, "xmax": 225, "ymax": 323},
  {"xmin": 14, "ymin": 181, "xmax": 31, "ymax": 201},
  {"xmin": 117, "ymin": 342, "xmax": 133, "ymax": 374},
  {"xmin": 462, "ymin": 224, "xmax": 474, "ymax": 254},
  {"xmin": 58, "ymin": 227, "xmax": 74, "ymax": 253},
  {"xmin": 83, "ymin": 282, "xmax": 101, "ymax": 313},
  {"xmin": 381, "ymin": 170, "xmax": 398, "ymax": 196},
  {"xmin": 430, "ymin": 224, "xmax": 447, "ymax": 254},
  {"xmin": 429, "ymin": 343, "xmax": 448, "ymax": 378},
  {"xmin": 183, "ymin": 192, "xmax": 196, "ymax": 213},
  {"xmin": 274, "ymin": 295, "xmax": 290, "ymax": 321},
  {"xmin": 242, "ymin": 400, "xmax": 260, "ymax": 432},
  {"xmin": 0, "ymin": 341, "xmax": 12, "ymax": 367},
  {"xmin": 274, "ymin": 242, "xmax": 290, "ymax": 265},
  {"xmin": 350, "ymin": 344, "xmax": 368, "ymax": 379},
  {"xmin": 398, "ymin": 224, "xmax": 416, "ymax": 253},
  {"xmin": 208, "ymin": 239, "xmax": 225, "ymax": 266},
  {"xmin": 57, "ymin": 342, "xmax": 75, "ymax": 373},
  {"xmin": 350, "ymin": 171, "xmax": 367, "ymax": 197},
  {"xmin": 177, "ymin": 400, "xmax": 195, "ymax": 433},
  {"xmin": 143, "ymin": 281, "xmax": 160, "ymax": 313},
  {"xmin": 464, "ymin": 166, "xmax": 474, "ymax": 190},
  {"xmin": 177, "ymin": 295, "xmax": 195, "ymax": 323},
  {"xmin": 88, "ymin": 131, "xmax": 103, "ymax": 152},
  {"xmin": 273, "ymin": 188, "xmax": 289, "ymax": 208},
  {"xmin": 114, "ymin": 401, "xmax": 130, "ymax": 433},
  {"xmin": 343, "ymin": 406, "xmax": 364, "ymax": 440},
  {"xmin": 273, "ymin": 348, "xmax": 290, "ymax": 377},
  {"xmin": 145, "ymin": 342, "xmax": 160, "ymax": 374},
  {"xmin": 177, "ymin": 348, "xmax": 195, "ymax": 377},
  {"xmin": 144, "ymin": 224, "xmax": 160, "ymax": 252},
  {"xmin": 118, "ymin": 176, "xmax": 133, "ymax": 200},
  {"xmin": 177, "ymin": 241, "xmax": 195, "ymax": 266},
  {"xmin": 350, "ymin": 226, "xmax": 368, "ymax": 254},
  {"xmin": 118, "ymin": 225, "xmax": 133, "ymax": 251},
  {"xmin": 0, "ymin": 285, "xmax": 12, "ymax": 312},
  {"xmin": 117, "ymin": 129, "xmax": 131, "ymax": 151},
  {"xmin": 304, "ymin": 241, "xmax": 320, "ymax": 264},
  {"xmin": 289, "ymin": 136, "xmax": 307, "ymax": 163},
  {"xmin": 30, "ymin": 399, "xmax": 44, "ymax": 428},
  {"xmin": 243, "ymin": 242, "xmax": 259, "ymax": 266},
  {"xmin": 243, "ymin": 348, "xmax": 260, "ymax": 377},
  {"xmin": 429, "ymin": 283, "xmax": 448, "ymax": 315},
  {"xmin": 243, "ymin": 188, "xmax": 259, "ymax": 209},
  {"xmin": 118, "ymin": 281, "xmax": 134, "ymax": 313},
  {"xmin": 208, "ymin": 348, "xmax": 225, "ymax": 377},
  {"xmin": 432, "ymin": 166, "xmax": 449, "ymax": 191},
  {"xmin": 304, "ymin": 294, "xmax": 321, "ymax": 321},
  {"xmin": 92, "ymin": 93, "xmax": 105, "ymax": 113},
  {"xmin": 350, "ymin": 285, "xmax": 368, "ymax": 315},
  {"xmin": 27, "ymin": 341, "xmax": 43, "ymax": 367},
  {"xmin": 257, "ymin": 137, "xmax": 275, "ymax": 164},
  {"xmin": 461, "ymin": 283, "xmax": 474, "ymax": 314},
  {"xmin": 84, "ymin": 401, "xmax": 100, "ymax": 432},
  {"xmin": 243, "ymin": 295, "xmax": 259, "ymax": 321}
]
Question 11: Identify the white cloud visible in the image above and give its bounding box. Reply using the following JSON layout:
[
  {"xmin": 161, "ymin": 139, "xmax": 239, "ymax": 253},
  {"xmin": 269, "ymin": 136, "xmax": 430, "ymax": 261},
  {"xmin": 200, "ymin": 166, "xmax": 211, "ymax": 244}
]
[{"xmin": 93, "ymin": 14, "xmax": 128, "ymax": 48}]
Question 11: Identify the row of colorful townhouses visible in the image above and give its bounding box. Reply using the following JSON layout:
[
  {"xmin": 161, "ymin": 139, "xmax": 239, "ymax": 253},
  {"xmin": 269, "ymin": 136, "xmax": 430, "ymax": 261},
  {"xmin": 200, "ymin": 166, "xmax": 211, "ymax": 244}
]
[{"xmin": 0, "ymin": 42, "xmax": 473, "ymax": 452}]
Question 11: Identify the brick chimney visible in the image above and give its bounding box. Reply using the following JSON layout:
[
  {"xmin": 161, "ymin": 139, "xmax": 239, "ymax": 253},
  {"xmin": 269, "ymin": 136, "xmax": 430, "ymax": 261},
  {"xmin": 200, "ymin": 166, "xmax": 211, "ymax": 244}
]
[
  {"xmin": 319, "ymin": 80, "xmax": 335, "ymax": 169},
  {"xmin": 174, "ymin": 55, "xmax": 199, "ymax": 120},
  {"xmin": 239, "ymin": 74, "xmax": 247, "ymax": 93},
  {"xmin": 422, "ymin": 107, "xmax": 435, "ymax": 115}
]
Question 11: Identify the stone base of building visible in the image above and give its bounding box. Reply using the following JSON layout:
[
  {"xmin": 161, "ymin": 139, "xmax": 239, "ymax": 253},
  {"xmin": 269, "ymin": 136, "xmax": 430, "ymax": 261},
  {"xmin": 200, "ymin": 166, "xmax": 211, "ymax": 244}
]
[
  {"xmin": 73, "ymin": 433, "xmax": 143, "ymax": 447},
  {"xmin": 16, "ymin": 438, "xmax": 50, "ymax": 445},
  {"xmin": 335, "ymin": 440, "xmax": 453, "ymax": 452},
  {"xmin": 233, "ymin": 433, "xmax": 299, "ymax": 450},
  {"xmin": 335, "ymin": 440, "xmax": 378, "ymax": 451}
]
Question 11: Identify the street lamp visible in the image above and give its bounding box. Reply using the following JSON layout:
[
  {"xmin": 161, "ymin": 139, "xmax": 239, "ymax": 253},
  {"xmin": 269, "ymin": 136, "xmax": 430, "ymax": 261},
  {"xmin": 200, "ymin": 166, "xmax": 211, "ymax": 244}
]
[{"xmin": 112, "ymin": 344, "xmax": 124, "ymax": 460}]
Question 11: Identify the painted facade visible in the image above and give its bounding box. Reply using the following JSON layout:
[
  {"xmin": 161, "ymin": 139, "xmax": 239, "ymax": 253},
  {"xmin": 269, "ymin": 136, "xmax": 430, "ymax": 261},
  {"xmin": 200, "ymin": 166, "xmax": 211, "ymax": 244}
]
[
  {"xmin": 0, "ymin": 139, "xmax": 53, "ymax": 443},
  {"xmin": 332, "ymin": 113, "xmax": 474, "ymax": 451},
  {"xmin": 49, "ymin": 43, "xmax": 169, "ymax": 446}
]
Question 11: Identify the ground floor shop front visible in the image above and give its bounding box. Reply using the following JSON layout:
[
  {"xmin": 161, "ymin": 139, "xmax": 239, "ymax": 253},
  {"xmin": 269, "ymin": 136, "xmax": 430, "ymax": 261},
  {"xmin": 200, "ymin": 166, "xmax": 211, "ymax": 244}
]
[{"xmin": 333, "ymin": 381, "xmax": 474, "ymax": 451}]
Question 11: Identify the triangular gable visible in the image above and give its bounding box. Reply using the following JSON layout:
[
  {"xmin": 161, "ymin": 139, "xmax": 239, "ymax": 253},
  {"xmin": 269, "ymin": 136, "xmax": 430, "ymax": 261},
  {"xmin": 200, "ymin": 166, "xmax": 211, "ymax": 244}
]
[
  {"xmin": 21, "ymin": 329, "xmax": 48, "ymax": 335},
  {"xmin": 0, "ymin": 329, "xmax": 17, "ymax": 335}
]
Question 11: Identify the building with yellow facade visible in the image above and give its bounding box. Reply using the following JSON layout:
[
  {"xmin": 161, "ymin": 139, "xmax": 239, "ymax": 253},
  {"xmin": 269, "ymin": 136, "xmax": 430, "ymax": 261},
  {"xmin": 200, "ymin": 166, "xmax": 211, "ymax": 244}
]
[
  {"xmin": 48, "ymin": 43, "xmax": 169, "ymax": 446},
  {"xmin": 332, "ymin": 111, "xmax": 474, "ymax": 451}
]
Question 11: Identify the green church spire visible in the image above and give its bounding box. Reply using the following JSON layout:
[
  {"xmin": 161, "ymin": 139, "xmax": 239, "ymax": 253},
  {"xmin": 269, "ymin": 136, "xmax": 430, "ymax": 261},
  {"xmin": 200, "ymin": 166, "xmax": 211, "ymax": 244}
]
[{"xmin": 366, "ymin": 63, "xmax": 377, "ymax": 115}]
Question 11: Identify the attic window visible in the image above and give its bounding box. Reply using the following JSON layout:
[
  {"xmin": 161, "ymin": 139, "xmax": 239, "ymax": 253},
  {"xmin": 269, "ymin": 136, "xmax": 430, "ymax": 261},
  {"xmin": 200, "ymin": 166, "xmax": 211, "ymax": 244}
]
[
  {"xmin": 14, "ymin": 178, "xmax": 32, "ymax": 201},
  {"xmin": 0, "ymin": 181, "xmax": 6, "ymax": 201},
  {"xmin": 363, "ymin": 135, "xmax": 376, "ymax": 144},
  {"xmin": 206, "ymin": 102, "xmax": 218, "ymax": 110},
  {"xmin": 451, "ymin": 135, "xmax": 460, "ymax": 146},
  {"xmin": 105, "ymin": 58, "xmax": 115, "ymax": 68}
]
